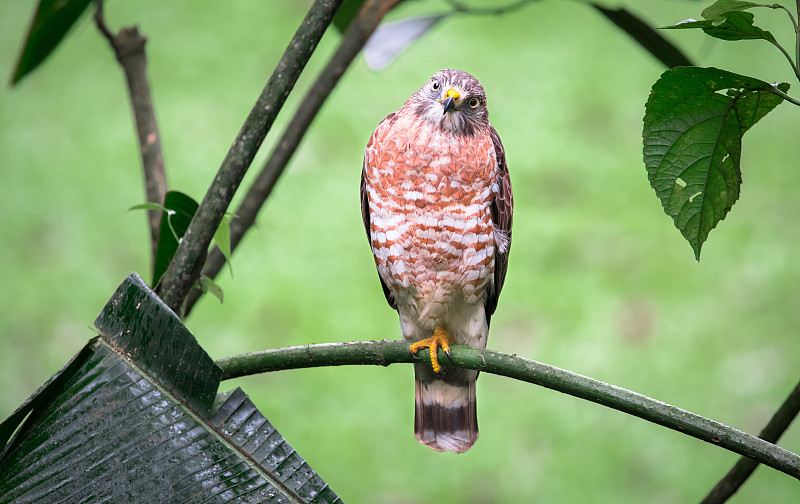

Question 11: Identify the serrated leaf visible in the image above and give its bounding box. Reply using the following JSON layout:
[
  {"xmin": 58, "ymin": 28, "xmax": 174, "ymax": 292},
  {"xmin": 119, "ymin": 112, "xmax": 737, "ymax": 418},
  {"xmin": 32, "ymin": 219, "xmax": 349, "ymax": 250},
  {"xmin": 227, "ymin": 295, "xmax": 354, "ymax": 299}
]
[
  {"xmin": 364, "ymin": 14, "xmax": 448, "ymax": 71},
  {"xmin": 643, "ymin": 67, "xmax": 788, "ymax": 259},
  {"xmin": 153, "ymin": 191, "xmax": 199, "ymax": 287},
  {"xmin": 0, "ymin": 273, "xmax": 342, "ymax": 503},
  {"xmin": 333, "ymin": 0, "xmax": 365, "ymax": 33},
  {"xmin": 665, "ymin": 11, "xmax": 777, "ymax": 44},
  {"xmin": 593, "ymin": 5, "xmax": 694, "ymax": 68},
  {"xmin": 701, "ymin": 0, "xmax": 759, "ymax": 21},
  {"xmin": 11, "ymin": 0, "xmax": 93, "ymax": 85}
]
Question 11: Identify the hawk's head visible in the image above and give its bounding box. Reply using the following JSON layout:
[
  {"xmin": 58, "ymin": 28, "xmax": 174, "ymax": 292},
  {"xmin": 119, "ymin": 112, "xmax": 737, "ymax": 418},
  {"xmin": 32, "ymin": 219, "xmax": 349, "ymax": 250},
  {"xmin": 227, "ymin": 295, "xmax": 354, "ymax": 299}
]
[{"xmin": 408, "ymin": 69, "xmax": 489, "ymax": 136}]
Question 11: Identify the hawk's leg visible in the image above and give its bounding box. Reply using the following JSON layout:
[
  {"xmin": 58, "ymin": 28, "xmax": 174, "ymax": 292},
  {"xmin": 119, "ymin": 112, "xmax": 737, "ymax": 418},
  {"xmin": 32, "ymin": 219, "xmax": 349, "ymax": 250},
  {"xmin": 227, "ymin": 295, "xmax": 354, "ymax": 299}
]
[{"xmin": 409, "ymin": 325, "xmax": 454, "ymax": 373}]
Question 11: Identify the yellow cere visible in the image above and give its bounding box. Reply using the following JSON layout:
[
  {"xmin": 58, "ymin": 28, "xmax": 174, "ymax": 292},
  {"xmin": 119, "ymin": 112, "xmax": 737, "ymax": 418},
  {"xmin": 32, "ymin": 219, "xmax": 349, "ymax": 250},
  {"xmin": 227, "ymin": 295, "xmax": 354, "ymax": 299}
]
[{"xmin": 444, "ymin": 88, "xmax": 460, "ymax": 100}]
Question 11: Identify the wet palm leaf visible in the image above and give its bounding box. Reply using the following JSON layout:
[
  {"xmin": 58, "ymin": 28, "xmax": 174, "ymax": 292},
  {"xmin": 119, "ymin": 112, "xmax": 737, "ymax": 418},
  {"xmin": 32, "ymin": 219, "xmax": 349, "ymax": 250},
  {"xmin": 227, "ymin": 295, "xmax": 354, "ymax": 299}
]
[{"xmin": 0, "ymin": 273, "xmax": 341, "ymax": 503}]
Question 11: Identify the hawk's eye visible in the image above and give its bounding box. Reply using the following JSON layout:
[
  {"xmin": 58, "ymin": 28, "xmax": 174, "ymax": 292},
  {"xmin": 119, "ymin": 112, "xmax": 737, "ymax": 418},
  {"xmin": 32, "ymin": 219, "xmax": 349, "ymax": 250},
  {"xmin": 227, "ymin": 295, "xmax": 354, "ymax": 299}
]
[
  {"xmin": 431, "ymin": 81, "xmax": 440, "ymax": 91},
  {"xmin": 467, "ymin": 97, "xmax": 480, "ymax": 109}
]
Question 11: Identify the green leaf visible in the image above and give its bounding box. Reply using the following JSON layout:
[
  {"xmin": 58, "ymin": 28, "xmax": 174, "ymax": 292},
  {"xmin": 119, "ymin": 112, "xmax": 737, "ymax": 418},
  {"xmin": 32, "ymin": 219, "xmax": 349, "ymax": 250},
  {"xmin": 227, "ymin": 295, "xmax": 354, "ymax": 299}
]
[
  {"xmin": 128, "ymin": 202, "xmax": 170, "ymax": 212},
  {"xmin": 665, "ymin": 11, "xmax": 777, "ymax": 44},
  {"xmin": 333, "ymin": 0, "xmax": 365, "ymax": 33},
  {"xmin": 153, "ymin": 191, "xmax": 199, "ymax": 287},
  {"xmin": 642, "ymin": 67, "xmax": 788, "ymax": 259},
  {"xmin": 0, "ymin": 273, "xmax": 342, "ymax": 503},
  {"xmin": 701, "ymin": 0, "xmax": 759, "ymax": 21},
  {"xmin": 593, "ymin": 5, "xmax": 694, "ymax": 68},
  {"xmin": 11, "ymin": 0, "xmax": 93, "ymax": 85},
  {"xmin": 199, "ymin": 275, "xmax": 224, "ymax": 303},
  {"xmin": 213, "ymin": 212, "xmax": 235, "ymax": 277}
]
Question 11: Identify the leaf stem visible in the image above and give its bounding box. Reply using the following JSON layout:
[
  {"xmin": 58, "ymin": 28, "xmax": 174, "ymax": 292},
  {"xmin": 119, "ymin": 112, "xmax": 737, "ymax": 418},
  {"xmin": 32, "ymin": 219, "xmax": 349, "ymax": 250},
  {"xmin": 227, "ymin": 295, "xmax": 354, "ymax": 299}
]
[
  {"xmin": 769, "ymin": 37, "xmax": 800, "ymax": 81},
  {"xmin": 155, "ymin": 0, "xmax": 343, "ymax": 313},
  {"xmin": 764, "ymin": 82, "xmax": 800, "ymax": 105},
  {"xmin": 700, "ymin": 378, "xmax": 800, "ymax": 503},
  {"xmin": 755, "ymin": 2, "xmax": 799, "ymax": 31},
  {"xmin": 181, "ymin": 0, "xmax": 405, "ymax": 317},
  {"xmin": 215, "ymin": 340, "xmax": 800, "ymax": 481},
  {"xmin": 796, "ymin": 0, "xmax": 800, "ymax": 76},
  {"xmin": 761, "ymin": 0, "xmax": 800, "ymax": 81}
]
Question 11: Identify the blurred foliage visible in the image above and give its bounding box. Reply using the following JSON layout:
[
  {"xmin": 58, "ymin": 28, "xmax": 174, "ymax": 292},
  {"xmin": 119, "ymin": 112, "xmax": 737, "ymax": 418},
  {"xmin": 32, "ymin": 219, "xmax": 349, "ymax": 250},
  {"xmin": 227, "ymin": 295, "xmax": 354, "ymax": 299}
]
[
  {"xmin": 1, "ymin": 0, "xmax": 800, "ymax": 502},
  {"xmin": 10, "ymin": 0, "xmax": 92, "ymax": 84}
]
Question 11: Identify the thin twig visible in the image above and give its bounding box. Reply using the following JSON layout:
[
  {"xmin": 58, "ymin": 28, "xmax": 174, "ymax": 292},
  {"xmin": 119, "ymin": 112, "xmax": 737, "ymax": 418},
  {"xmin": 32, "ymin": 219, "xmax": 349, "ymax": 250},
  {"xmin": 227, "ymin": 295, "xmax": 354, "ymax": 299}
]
[
  {"xmin": 94, "ymin": 0, "xmax": 167, "ymax": 268},
  {"xmin": 214, "ymin": 340, "xmax": 800, "ymax": 481},
  {"xmin": 701, "ymin": 379, "xmax": 800, "ymax": 503},
  {"xmin": 796, "ymin": 0, "xmax": 800, "ymax": 76},
  {"xmin": 768, "ymin": 37, "xmax": 800, "ymax": 82},
  {"xmin": 755, "ymin": 2, "xmax": 799, "ymax": 32},
  {"xmin": 182, "ymin": 0, "xmax": 404, "ymax": 316},
  {"xmin": 155, "ymin": 0, "xmax": 344, "ymax": 313}
]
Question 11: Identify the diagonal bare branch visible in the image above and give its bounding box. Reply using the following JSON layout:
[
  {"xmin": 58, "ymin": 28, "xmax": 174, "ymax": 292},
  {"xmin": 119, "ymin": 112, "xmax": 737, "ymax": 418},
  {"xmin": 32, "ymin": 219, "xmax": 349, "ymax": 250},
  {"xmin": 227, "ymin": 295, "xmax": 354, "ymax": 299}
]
[
  {"xmin": 155, "ymin": 0, "xmax": 345, "ymax": 313},
  {"xmin": 182, "ymin": 0, "xmax": 404, "ymax": 317},
  {"xmin": 700, "ymin": 379, "xmax": 800, "ymax": 503}
]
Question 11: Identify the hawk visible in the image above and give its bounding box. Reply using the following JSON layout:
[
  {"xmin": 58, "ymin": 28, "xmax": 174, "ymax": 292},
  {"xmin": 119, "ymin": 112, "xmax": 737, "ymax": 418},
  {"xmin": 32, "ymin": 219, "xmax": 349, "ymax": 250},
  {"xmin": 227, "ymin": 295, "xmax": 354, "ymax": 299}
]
[{"xmin": 361, "ymin": 69, "xmax": 513, "ymax": 453}]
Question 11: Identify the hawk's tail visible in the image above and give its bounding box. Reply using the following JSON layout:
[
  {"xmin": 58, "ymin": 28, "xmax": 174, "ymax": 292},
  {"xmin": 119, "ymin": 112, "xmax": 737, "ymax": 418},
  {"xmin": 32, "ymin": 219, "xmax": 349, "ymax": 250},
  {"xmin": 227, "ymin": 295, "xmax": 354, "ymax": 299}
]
[{"xmin": 413, "ymin": 363, "xmax": 478, "ymax": 453}]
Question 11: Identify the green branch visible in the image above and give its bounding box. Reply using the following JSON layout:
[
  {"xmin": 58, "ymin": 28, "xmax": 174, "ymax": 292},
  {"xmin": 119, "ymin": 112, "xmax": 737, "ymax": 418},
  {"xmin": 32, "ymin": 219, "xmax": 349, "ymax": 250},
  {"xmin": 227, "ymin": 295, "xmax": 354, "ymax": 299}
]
[{"xmin": 216, "ymin": 340, "xmax": 800, "ymax": 481}]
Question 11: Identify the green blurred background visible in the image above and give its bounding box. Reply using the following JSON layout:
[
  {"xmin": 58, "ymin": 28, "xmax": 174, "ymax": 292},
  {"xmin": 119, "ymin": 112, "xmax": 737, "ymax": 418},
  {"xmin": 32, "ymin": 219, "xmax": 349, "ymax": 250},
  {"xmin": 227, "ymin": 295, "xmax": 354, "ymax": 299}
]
[{"xmin": 2, "ymin": 0, "xmax": 799, "ymax": 502}]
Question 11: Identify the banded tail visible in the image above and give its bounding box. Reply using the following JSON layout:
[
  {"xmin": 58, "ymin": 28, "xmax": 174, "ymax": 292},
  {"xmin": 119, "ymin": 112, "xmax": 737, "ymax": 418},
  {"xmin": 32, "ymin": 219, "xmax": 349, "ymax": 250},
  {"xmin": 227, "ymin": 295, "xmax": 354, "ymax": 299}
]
[{"xmin": 413, "ymin": 363, "xmax": 478, "ymax": 453}]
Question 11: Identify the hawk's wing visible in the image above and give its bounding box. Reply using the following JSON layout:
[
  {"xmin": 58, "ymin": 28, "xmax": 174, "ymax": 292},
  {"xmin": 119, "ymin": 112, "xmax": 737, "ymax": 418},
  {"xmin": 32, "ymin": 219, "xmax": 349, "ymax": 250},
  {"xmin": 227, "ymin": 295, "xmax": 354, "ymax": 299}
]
[
  {"xmin": 361, "ymin": 112, "xmax": 398, "ymax": 311},
  {"xmin": 486, "ymin": 125, "xmax": 513, "ymax": 322}
]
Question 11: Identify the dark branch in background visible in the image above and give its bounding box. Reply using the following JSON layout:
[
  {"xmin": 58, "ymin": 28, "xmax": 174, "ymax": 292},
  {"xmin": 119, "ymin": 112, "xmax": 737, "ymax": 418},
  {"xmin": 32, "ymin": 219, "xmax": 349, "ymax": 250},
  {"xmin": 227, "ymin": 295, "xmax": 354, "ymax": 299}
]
[
  {"xmin": 94, "ymin": 0, "xmax": 167, "ymax": 267},
  {"xmin": 593, "ymin": 5, "xmax": 694, "ymax": 69},
  {"xmin": 155, "ymin": 0, "xmax": 345, "ymax": 313},
  {"xmin": 215, "ymin": 340, "xmax": 800, "ymax": 481},
  {"xmin": 445, "ymin": 0, "xmax": 530, "ymax": 16},
  {"xmin": 701, "ymin": 379, "xmax": 800, "ymax": 504},
  {"xmin": 183, "ymin": 0, "xmax": 404, "ymax": 316}
]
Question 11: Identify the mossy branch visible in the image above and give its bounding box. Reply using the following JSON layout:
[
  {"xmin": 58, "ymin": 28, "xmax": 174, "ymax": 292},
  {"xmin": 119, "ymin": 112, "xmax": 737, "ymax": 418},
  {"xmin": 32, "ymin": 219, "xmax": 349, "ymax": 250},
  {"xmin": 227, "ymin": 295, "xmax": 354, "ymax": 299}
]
[
  {"xmin": 182, "ymin": 0, "xmax": 404, "ymax": 316},
  {"xmin": 155, "ymin": 0, "xmax": 343, "ymax": 313},
  {"xmin": 216, "ymin": 340, "xmax": 800, "ymax": 481}
]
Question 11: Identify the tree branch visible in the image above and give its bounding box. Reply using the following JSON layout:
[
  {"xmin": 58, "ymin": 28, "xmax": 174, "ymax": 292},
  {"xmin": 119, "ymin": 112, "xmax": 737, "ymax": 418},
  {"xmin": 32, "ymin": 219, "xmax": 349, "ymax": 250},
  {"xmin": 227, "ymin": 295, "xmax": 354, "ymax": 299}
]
[
  {"xmin": 700, "ymin": 378, "xmax": 800, "ymax": 503},
  {"xmin": 182, "ymin": 0, "xmax": 404, "ymax": 316},
  {"xmin": 94, "ymin": 0, "xmax": 167, "ymax": 268},
  {"xmin": 155, "ymin": 0, "xmax": 344, "ymax": 313},
  {"xmin": 216, "ymin": 340, "xmax": 800, "ymax": 481}
]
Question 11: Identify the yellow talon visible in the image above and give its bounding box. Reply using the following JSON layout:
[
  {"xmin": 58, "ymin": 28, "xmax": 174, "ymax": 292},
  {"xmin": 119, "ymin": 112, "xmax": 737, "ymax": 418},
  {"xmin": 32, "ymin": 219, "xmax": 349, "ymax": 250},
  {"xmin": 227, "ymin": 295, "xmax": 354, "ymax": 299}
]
[{"xmin": 409, "ymin": 326, "xmax": 452, "ymax": 373}]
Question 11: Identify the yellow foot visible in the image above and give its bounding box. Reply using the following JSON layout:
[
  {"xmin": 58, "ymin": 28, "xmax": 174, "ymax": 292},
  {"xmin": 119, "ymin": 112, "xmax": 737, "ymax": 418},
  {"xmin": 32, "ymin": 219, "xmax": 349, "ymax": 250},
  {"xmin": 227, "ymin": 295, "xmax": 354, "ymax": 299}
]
[{"xmin": 409, "ymin": 326, "xmax": 453, "ymax": 373}]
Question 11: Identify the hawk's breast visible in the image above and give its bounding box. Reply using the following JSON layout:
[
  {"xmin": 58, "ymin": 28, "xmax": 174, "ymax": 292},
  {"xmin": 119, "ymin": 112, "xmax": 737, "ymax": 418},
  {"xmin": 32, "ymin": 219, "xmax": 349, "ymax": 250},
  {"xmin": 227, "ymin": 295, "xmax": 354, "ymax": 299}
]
[{"xmin": 364, "ymin": 113, "xmax": 498, "ymax": 319}]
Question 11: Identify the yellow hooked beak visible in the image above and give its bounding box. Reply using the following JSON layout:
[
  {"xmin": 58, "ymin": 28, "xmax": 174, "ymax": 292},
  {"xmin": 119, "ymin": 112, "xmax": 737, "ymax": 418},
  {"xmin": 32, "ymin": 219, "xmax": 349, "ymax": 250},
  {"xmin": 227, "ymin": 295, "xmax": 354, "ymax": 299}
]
[{"xmin": 442, "ymin": 88, "xmax": 460, "ymax": 114}]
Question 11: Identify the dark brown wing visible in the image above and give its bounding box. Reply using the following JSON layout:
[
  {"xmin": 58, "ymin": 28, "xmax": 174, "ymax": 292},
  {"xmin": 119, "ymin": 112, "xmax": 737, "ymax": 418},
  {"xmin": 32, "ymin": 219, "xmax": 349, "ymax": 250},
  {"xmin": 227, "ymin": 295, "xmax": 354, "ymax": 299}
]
[
  {"xmin": 485, "ymin": 125, "xmax": 513, "ymax": 323},
  {"xmin": 361, "ymin": 113, "xmax": 398, "ymax": 310}
]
